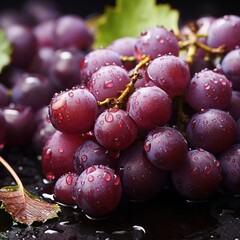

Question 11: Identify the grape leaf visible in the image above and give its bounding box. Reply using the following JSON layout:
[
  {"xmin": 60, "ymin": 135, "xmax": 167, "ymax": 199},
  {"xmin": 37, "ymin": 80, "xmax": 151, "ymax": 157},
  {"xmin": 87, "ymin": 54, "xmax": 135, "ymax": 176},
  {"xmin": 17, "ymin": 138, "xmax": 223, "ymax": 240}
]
[
  {"xmin": 0, "ymin": 29, "xmax": 11, "ymax": 73},
  {"xmin": 0, "ymin": 156, "xmax": 61, "ymax": 225},
  {"xmin": 93, "ymin": 0, "xmax": 180, "ymax": 48},
  {"xmin": 0, "ymin": 186, "xmax": 61, "ymax": 225}
]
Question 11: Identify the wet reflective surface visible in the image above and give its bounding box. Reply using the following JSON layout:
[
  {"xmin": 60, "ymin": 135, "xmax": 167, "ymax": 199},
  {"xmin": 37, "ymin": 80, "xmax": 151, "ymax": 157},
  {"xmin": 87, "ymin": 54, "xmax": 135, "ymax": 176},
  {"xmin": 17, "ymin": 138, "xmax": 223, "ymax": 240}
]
[{"xmin": 1, "ymin": 148, "xmax": 240, "ymax": 239}]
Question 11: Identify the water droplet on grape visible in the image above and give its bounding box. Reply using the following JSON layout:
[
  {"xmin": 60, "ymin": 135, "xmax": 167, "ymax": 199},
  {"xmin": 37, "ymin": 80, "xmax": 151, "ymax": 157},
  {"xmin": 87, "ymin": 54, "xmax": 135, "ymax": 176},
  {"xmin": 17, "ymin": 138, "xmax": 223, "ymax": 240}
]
[
  {"xmin": 68, "ymin": 91, "xmax": 74, "ymax": 97},
  {"xmin": 104, "ymin": 79, "xmax": 114, "ymax": 88},
  {"xmin": 86, "ymin": 166, "xmax": 96, "ymax": 174},
  {"xmin": 66, "ymin": 174, "xmax": 73, "ymax": 185},
  {"xmin": 88, "ymin": 175, "xmax": 94, "ymax": 182},
  {"xmin": 204, "ymin": 163, "xmax": 212, "ymax": 174},
  {"xmin": 144, "ymin": 140, "xmax": 151, "ymax": 152},
  {"xmin": 104, "ymin": 172, "xmax": 112, "ymax": 181},
  {"xmin": 46, "ymin": 172, "xmax": 55, "ymax": 181},
  {"xmin": 81, "ymin": 155, "xmax": 88, "ymax": 162},
  {"xmin": 105, "ymin": 113, "xmax": 114, "ymax": 122}
]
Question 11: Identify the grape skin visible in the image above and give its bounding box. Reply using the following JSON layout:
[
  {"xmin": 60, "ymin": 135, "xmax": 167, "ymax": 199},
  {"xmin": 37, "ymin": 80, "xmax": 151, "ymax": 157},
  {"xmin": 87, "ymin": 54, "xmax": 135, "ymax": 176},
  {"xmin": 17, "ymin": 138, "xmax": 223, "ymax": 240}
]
[
  {"xmin": 186, "ymin": 69, "xmax": 232, "ymax": 111},
  {"xmin": 88, "ymin": 65, "xmax": 130, "ymax": 101},
  {"xmin": 126, "ymin": 86, "xmax": 172, "ymax": 130},
  {"xmin": 80, "ymin": 49, "xmax": 122, "ymax": 85},
  {"xmin": 171, "ymin": 148, "xmax": 222, "ymax": 200},
  {"xmin": 41, "ymin": 130, "xmax": 86, "ymax": 181},
  {"xmin": 219, "ymin": 144, "xmax": 240, "ymax": 194},
  {"xmin": 74, "ymin": 165, "xmax": 122, "ymax": 218},
  {"xmin": 144, "ymin": 126, "xmax": 188, "ymax": 171},
  {"xmin": 134, "ymin": 25, "xmax": 179, "ymax": 60},
  {"xmin": 186, "ymin": 109, "xmax": 237, "ymax": 154},
  {"xmin": 73, "ymin": 139, "xmax": 116, "ymax": 174},
  {"xmin": 54, "ymin": 172, "xmax": 79, "ymax": 205},
  {"xmin": 94, "ymin": 108, "xmax": 138, "ymax": 151},
  {"xmin": 207, "ymin": 15, "xmax": 240, "ymax": 52},
  {"xmin": 221, "ymin": 48, "xmax": 240, "ymax": 91},
  {"xmin": 147, "ymin": 55, "xmax": 191, "ymax": 98},
  {"xmin": 48, "ymin": 87, "xmax": 98, "ymax": 134},
  {"xmin": 117, "ymin": 141, "xmax": 167, "ymax": 200}
]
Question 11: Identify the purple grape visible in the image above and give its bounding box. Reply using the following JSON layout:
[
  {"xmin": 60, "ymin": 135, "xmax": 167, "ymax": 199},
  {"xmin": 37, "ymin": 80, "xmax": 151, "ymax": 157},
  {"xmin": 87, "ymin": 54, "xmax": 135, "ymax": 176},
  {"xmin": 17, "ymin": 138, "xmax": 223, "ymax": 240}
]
[
  {"xmin": 53, "ymin": 15, "xmax": 93, "ymax": 50},
  {"xmin": 28, "ymin": 46, "xmax": 55, "ymax": 75},
  {"xmin": 207, "ymin": 15, "xmax": 240, "ymax": 52},
  {"xmin": 5, "ymin": 24, "xmax": 37, "ymax": 68},
  {"xmin": 32, "ymin": 117, "xmax": 56, "ymax": 154},
  {"xmin": 88, "ymin": 65, "xmax": 130, "ymax": 101},
  {"xmin": 226, "ymin": 90, "xmax": 240, "ymax": 121},
  {"xmin": 134, "ymin": 26, "xmax": 179, "ymax": 60},
  {"xmin": 73, "ymin": 139, "xmax": 116, "ymax": 174},
  {"xmin": 32, "ymin": 19, "xmax": 55, "ymax": 48},
  {"xmin": 221, "ymin": 48, "xmax": 240, "ymax": 91},
  {"xmin": 219, "ymin": 144, "xmax": 240, "ymax": 194},
  {"xmin": 2, "ymin": 105, "xmax": 36, "ymax": 147},
  {"xmin": 74, "ymin": 165, "xmax": 122, "ymax": 218},
  {"xmin": 54, "ymin": 172, "xmax": 78, "ymax": 205},
  {"xmin": 108, "ymin": 37, "xmax": 137, "ymax": 70},
  {"xmin": 80, "ymin": 48, "xmax": 122, "ymax": 85},
  {"xmin": 117, "ymin": 141, "xmax": 167, "ymax": 200},
  {"xmin": 171, "ymin": 148, "xmax": 222, "ymax": 200},
  {"xmin": 48, "ymin": 86, "xmax": 98, "ymax": 134},
  {"xmin": 186, "ymin": 109, "xmax": 237, "ymax": 154},
  {"xmin": 94, "ymin": 108, "xmax": 138, "ymax": 151},
  {"xmin": 197, "ymin": 16, "xmax": 216, "ymax": 34},
  {"xmin": 144, "ymin": 126, "xmax": 188, "ymax": 171},
  {"xmin": 41, "ymin": 130, "xmax": 86, "ymax": 181},
  {"xmin": 126, "ymin": 86, "xmax": 172, "ymax": 130},
  {"xmin": 11, "ymin": 73, "xmax": 55, "ymax": 112},
  {"xmin": 147, "ymin": 55, "xmax": 191, "ymax": 98},
  {"xmin": 48, "ymin": 48, "xmax": 85, "ymax": 90},
  {"xmin": 186, "ymin": 69, "xmax": 232, "ymax": 111}
]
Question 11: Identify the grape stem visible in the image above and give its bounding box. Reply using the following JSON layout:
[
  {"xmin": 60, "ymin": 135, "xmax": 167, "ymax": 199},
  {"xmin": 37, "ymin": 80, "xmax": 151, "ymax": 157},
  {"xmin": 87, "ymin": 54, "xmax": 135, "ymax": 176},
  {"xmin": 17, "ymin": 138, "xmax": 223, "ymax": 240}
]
[
  {"xmin": 178, "ymin": 21, "xmax": 225, "ymax": 64},
  {"xmin": 176, "ymin": 96, "xmax": 189, "ymax": 135},
  {"xmin": 97, "ymin": 55, "xmax": 151, "ymax": 108},
  {"xmin": 0, "ymin": 156, "xmax": 24, "ymax": 194}
]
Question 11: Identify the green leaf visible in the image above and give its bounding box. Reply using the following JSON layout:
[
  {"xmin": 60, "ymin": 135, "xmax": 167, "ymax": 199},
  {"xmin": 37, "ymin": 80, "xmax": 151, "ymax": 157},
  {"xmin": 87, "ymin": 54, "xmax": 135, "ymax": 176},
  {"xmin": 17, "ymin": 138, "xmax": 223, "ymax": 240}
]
[
  {"xmin": 0, "ymin": 29, "xmax": 11, "ymax": 73},
  {"xmin": 93, "ymin": 0, "xmax": 180, "ymax": 48}
]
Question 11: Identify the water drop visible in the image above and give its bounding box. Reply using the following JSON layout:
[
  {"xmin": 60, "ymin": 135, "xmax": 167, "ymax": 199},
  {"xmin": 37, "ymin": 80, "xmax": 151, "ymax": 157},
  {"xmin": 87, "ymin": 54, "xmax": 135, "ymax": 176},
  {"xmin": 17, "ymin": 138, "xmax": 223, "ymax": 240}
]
[
  {"xmin": 88, "ymin": 175, "xmax": 94, "ymax": 182},
  {"xmin": 46, "ymin": 172, "xmax": 55, "ymax": 181},
  {"xmin": 104, "ymin": 172, "xmax": 112, "ymax": 181},
  {"xmin": 81, "ymin": 155, "xmax": 88, "ymax": 162},
  {"xmin": 66, "ymin": 174, "xmax": 73, "ymax": 185},
  {"xmin": 86, "ymin": 166, "xmax": 96, "ymax": 174},
  {"xmin": 105, "ymin": 113, "xmax": 114, "ymax": 122},
  {"xmin": 68, "ymin": 91, "xmax": 74, "ymax": 97},
  {"xmin": 204, "ymin": 163, "xmax": 212, "ymax": 174},
  {"xmin": 104, "ymin": 79, "xmax": 114, "ymax": 88},
  {"xmin": 144, "ymin": 140, "xmax": 151, "ymax": 152}
]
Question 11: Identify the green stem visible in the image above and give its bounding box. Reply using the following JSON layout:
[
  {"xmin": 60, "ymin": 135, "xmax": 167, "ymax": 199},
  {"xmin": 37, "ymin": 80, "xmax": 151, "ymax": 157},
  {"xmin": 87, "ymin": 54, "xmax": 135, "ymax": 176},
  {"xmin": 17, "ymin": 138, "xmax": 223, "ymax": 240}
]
[{"xmin": 97, "ymin": 55, "xmax": 151, "ymax": 108}]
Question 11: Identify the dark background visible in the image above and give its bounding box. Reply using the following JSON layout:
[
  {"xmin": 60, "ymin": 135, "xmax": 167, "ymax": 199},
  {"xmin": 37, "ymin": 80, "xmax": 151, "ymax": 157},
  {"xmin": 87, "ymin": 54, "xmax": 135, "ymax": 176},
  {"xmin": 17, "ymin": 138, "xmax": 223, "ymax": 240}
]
[{"xmin": 0, "ymin": 0, "xmax": 239, "ymax": 21}]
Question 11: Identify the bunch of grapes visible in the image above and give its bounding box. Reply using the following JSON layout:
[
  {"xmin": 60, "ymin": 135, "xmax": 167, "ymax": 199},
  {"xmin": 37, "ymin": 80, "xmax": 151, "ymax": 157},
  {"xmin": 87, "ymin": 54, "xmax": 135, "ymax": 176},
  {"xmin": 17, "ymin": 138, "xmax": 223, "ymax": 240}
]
[{"xmin": 1, "ymin": 0, "xmax": 240, "ymax": 220}]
